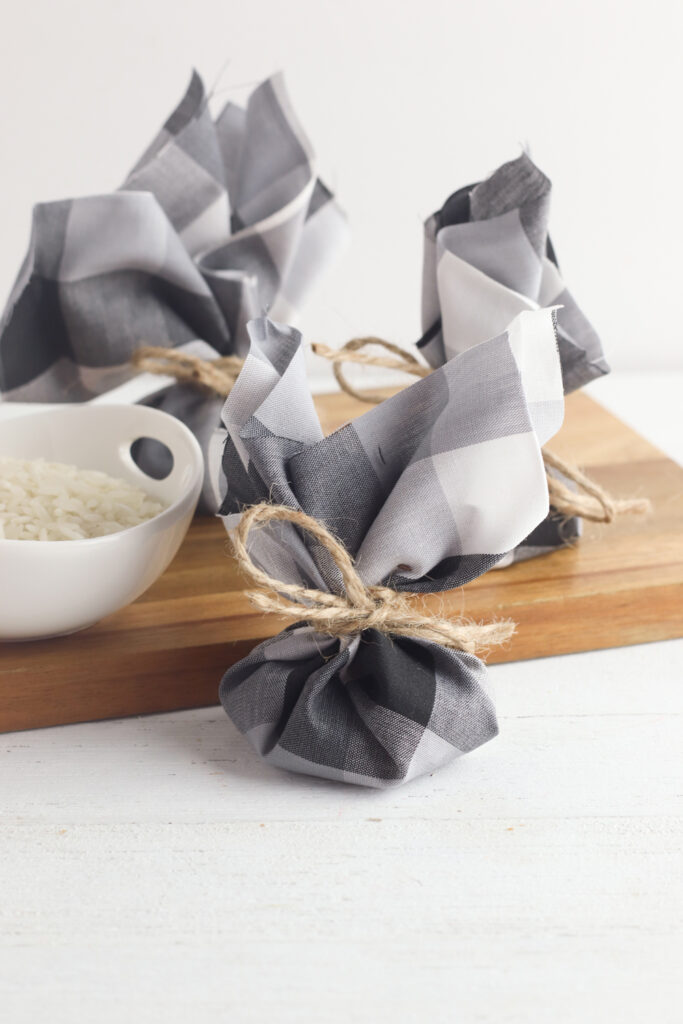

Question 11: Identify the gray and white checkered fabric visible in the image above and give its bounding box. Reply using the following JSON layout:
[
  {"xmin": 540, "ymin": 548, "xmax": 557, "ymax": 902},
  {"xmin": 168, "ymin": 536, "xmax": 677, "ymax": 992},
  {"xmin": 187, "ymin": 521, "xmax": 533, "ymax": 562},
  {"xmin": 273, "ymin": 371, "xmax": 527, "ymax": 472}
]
[
  {"xmin": 418, "ymin": 153, "xmax": 608, "ymax": 564},
  {"xmin": 419, "ymin": 152, "xmax": 609, "ymax": 394},
  {"xmin": 214, "ymin": 309, "xmax": 564, "ymax": 787},
  {"xmin": 0, "ymin": 72, "xmax": 347, "ymax": 501}
]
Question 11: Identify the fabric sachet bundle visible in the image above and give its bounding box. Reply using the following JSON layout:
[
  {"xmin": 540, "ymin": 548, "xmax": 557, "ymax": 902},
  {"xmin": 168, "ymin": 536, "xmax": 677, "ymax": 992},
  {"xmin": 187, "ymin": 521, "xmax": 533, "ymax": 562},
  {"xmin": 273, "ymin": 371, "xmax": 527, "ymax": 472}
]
[
  {"xmin": 417, "ymin": 153, "xmax": 612, "ymax": 564},
  {"xmin": 213, "ymin": 308, "xmax": 564, "ymax": 787},
  {"xmin": 0, "ymin": 71, "xmax": 347, "ymax": 507}
]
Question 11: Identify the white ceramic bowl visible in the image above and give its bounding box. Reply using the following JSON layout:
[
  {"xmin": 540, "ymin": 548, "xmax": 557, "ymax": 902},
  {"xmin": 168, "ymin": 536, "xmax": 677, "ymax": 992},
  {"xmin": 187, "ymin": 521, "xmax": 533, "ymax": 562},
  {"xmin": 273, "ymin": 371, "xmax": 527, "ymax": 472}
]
[{"xmin": 0, "ymin": 403, "xmax": 203, "ymax": 640}]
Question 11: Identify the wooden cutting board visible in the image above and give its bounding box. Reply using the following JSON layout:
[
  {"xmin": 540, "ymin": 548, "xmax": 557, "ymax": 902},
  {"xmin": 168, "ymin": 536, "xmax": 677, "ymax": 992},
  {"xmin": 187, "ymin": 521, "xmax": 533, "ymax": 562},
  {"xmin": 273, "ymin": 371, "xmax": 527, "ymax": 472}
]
[{"xmin": 1, "ymin": 391, "xmax": 682, "ymax": 733}]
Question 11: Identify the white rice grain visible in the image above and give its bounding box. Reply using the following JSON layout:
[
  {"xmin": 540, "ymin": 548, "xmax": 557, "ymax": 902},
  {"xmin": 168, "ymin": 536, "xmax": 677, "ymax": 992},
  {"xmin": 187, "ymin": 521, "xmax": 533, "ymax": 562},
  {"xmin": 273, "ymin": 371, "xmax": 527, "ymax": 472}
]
[{"xmin": 0, "ymin": 456, "xmax": 166, "ymax": 541}]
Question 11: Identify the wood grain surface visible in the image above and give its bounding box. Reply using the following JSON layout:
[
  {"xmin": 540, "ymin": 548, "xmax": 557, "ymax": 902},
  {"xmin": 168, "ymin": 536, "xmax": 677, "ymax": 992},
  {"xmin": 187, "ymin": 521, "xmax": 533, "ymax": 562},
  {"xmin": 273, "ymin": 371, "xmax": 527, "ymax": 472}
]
[{"xmin": 1, "ymin": 391, "xmax": 681, "ymax": 732}]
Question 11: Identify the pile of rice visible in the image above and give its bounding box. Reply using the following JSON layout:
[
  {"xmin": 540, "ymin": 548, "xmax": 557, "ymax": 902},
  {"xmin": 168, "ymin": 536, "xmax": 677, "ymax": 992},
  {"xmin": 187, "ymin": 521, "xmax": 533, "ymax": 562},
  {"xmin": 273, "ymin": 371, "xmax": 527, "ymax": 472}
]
[{"xmin": 0, "ymin": 456, "xmax": 167, "ymax": 541}]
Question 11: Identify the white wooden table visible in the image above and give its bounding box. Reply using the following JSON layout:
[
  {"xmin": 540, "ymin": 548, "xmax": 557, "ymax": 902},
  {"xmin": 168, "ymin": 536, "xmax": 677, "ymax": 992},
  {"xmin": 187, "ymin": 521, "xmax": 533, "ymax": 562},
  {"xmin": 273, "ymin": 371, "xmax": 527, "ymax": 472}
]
[{"xmin": 2, "ymin": 375, "xmax": 682, "ymax": 1023}]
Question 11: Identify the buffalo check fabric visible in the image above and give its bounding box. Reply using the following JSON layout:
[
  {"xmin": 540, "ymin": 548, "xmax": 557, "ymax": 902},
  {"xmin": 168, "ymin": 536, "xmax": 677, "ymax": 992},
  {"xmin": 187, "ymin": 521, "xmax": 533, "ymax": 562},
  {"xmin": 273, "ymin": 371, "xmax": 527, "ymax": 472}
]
[
  {"xmin": 214, "ymin": 309, "xmax": 564, "ymax": 787},
  {"xmin": 418, "ymin": 152, "xmax": 609, "ymax": 394},
  {"xmin": 0, "ymin": 72, "xmax": 347, "ymax": 500},
  {"xmin": 417, "ymin": 152, "xmax": 607, "ymax": 563}
]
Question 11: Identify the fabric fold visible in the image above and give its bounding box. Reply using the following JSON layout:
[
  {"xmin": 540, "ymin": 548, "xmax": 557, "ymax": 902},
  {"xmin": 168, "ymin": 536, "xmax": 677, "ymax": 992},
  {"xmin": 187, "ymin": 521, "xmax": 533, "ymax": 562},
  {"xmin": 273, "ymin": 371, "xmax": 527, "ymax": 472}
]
[{"xmin": 418, "ymin": 152, "xmax": 609, "ymax": 394}]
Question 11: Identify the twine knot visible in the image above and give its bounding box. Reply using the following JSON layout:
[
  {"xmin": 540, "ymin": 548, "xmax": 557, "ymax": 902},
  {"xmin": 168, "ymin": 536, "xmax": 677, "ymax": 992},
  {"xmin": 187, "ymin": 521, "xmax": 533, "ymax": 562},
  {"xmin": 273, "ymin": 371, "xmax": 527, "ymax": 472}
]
[{"xmin": 232, "ymin": 503, "xmax": 515, "ymax": 655}]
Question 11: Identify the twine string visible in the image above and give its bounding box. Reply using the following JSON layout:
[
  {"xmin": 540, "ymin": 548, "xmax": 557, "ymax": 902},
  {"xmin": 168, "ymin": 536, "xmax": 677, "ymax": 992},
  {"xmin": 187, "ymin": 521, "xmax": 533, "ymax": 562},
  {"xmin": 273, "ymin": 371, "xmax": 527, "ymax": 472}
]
[
  {"xmin": 311, "ymin": 337, "xmax": 430, "ymax": 404},
  {"xmin": 313, "ymin": 339, "xmax": 650, "ymax": 525},
  {"xmin": 542, "ymin": 449, "xmax": 650, "ymax": 523},
  {"xmin": 232, "ymin": 503, "xmax": 515, "ymax": 655},
  {"xmin": 131, "ymin": 345, "xmax": 244, "ymax": 397}
]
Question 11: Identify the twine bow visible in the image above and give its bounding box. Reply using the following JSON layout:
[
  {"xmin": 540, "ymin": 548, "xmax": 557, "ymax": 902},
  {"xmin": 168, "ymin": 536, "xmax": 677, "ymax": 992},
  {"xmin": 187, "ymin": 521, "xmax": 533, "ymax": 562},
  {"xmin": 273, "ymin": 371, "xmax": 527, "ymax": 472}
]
[{"xmin": 232, "ymin": 503, "xmax": 515, "ymax": 655}]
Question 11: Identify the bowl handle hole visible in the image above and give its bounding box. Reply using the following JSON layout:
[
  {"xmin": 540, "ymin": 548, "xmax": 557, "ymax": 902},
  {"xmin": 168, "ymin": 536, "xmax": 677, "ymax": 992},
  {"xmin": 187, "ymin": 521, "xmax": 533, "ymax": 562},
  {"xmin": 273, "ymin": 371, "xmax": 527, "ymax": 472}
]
[{"xmin": 129, "ymin": 437, "xmax": 175, "ymax": 480}]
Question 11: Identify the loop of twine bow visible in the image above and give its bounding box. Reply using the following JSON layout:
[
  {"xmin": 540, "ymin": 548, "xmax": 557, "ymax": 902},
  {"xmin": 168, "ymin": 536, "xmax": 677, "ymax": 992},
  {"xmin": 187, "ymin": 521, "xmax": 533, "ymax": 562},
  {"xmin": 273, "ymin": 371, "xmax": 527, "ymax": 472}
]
[
  {"xmin": 311, "ymin": 338, "xmax": 431, "ymax": 404},
  {"xmin": 131, "ymin": 345, "xmax": 244, "ymax": 397},
  {"xmin": 232, "ymin": 503, "xmax": 515, "ymax": 655},
  {"xmin": 313, "ymin": 337, "xmax": 651, "ymax": 526}
]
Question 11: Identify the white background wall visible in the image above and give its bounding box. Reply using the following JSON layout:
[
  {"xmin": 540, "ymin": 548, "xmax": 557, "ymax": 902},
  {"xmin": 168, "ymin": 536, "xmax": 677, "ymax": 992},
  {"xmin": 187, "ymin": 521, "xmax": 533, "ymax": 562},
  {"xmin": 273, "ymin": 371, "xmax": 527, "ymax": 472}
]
[{"xmin": 1, "ymin": 0, "xmax": 681, "ymax": 389}]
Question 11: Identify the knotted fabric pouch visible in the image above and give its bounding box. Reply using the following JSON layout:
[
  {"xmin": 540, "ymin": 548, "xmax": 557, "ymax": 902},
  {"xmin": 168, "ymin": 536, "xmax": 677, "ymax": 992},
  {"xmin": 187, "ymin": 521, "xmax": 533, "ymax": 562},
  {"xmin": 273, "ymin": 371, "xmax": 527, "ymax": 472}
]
[
  {"xmin": 0, "ymin": 71, "xmax": 347, "ymax": 506},
  {"xmin": 213, "ymin": 309, "xmax": 564, "ymax": 787},
  {"xmin": 416, "ymin": 152, "xmax": 612, "ymax": 563}
]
